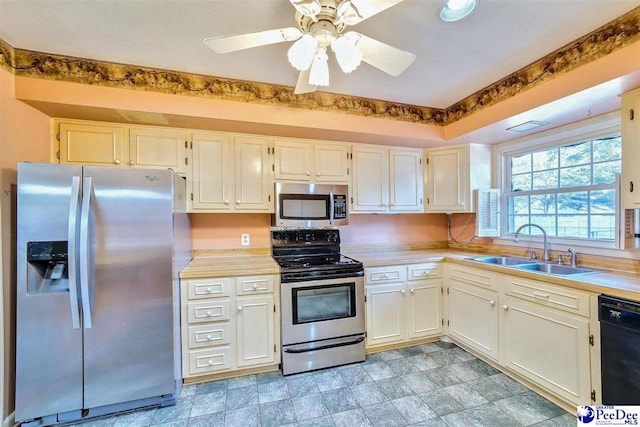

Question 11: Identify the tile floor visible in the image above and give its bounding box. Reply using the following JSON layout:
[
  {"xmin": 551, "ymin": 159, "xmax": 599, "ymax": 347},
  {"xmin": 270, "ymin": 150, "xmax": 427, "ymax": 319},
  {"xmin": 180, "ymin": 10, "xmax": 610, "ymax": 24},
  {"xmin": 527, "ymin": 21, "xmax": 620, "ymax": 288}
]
[{"xmin": 70, "ymin": 340, "xmax": 576, "ymax": 427}]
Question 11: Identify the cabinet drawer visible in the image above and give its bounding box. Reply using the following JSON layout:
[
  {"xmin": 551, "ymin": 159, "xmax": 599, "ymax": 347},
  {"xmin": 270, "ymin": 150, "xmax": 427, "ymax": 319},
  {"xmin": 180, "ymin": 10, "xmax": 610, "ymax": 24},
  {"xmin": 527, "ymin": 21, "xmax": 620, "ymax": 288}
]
[
  {"xmin": 186, "ymin": 278, "xmax": 234, "ymax": 300},
  {"xmin": 188, "ymin": 323, "xmax": 232, "ymax": 349},
  {"xmin": 503, "ymin": 276, "xmax": 590, "ymax": 317},
  {"xmin": 236, "ymin": 275, "xmax": 274, "ymax": 295},
  {"xmin": 187, "ymin": 300, "xmax": 231, "ymax": 324},
  {"xmin": 447, "ymin": 264, "xmax": 497, "ymax": 291},
  {"xmin": 366, "ymin": 265, "xmax": 406, "ymax": 285},
  {"xmin": 187, "ymin": 346, "xmax": 233, "ymax": 376},
  {"xmin": 408, "ymin": 263, "xmax": 441, "ymax": 280}
]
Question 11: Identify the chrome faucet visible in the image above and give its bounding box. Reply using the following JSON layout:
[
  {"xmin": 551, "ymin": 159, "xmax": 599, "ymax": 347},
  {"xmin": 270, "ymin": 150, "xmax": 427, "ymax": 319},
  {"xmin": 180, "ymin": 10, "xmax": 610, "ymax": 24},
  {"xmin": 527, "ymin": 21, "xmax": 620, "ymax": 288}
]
[
  {"xmin": 567, "ymin": 247, "xmax": 577, "ymax": 267},
  {"xmin": 513, "ymin": 223, "xmax": 550, "ymax": 261}
]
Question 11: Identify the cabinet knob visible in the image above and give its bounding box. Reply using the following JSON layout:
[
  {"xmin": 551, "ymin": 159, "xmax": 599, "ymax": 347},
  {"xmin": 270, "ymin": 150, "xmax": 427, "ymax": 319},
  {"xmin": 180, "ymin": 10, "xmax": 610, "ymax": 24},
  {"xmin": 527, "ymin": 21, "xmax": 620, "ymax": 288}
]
[
  {"xmin": 129, "ymin": 160, "xmax": 134, "ymax": 166},
  {"xmin": 502, "ymin": 304, "xmax": 509, "ymax": 311},
  {"xmin": 489, "ymin": 300, "xmax": 495, "ymax": 306},
  {"xmin": 236, "ymin": 200, "xmax": 241, "ymax": 205},
  {"xmin": 224, "ymin": 200, "xmax": 229, "ymax": 205},
  {"xmin": 410, "ymin": 289, "xmax": 415, "ymax": 293},
  {"xmin": 381, "ymin": 274, "xmax": 388, "ymax": 279},
  {"xmin": 401, "ymin": 290, "xmax": 405, "ymax": 295},
  {"xmin": 238, "ymin": 306, "xmax": 243, "ymax": 311},
  {"xmin": 206, "ymin": 287, "xmax": 212, "ymax": 293},
  {"xmin": 206, "ymin": 334, "xmax": 213, "ymax": 340},
  {"xmin": 206, "ymin": 310, "xmax": 213, "ymax": 316},
  {"xmin": 316, "ymin": 172, "xmax": 320, "ymax": 177},
  {"xmin": 306, "ymin": 171, "xmax": 311, "ymax": 176},
  {"xmin": 252, "ymin": 284, "xmax": 258, "ymax": 290},
  {"xmin": 114, "ymin": 160, "xmax": 120, "ymax": 165},
  {"xmin": 207, "ymin": 359, "xmax": 214, "ymax": 366}
]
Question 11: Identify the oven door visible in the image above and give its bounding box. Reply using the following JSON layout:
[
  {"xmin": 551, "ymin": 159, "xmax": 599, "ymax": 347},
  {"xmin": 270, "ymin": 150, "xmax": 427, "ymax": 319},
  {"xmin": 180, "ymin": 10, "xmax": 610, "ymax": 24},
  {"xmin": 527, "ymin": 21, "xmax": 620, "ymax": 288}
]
[{"xmin": 281, "ymin": 276, "xmax": 365, "ymax": 345}]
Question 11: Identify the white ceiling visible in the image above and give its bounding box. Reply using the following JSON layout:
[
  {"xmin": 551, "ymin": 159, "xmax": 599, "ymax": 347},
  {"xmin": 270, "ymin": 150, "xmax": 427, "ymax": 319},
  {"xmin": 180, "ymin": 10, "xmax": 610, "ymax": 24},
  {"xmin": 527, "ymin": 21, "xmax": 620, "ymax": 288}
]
[{"xmin": 1, "ymin": 0, "xmax": 639, "ymax": 108}]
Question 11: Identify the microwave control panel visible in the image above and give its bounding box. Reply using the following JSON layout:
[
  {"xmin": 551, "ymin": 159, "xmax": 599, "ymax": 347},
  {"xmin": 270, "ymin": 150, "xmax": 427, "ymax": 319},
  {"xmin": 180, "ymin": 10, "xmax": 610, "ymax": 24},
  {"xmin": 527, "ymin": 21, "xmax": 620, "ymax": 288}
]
[{"xmin": 333, "ymin": 195, "xmax": 347, "ymax": 220}]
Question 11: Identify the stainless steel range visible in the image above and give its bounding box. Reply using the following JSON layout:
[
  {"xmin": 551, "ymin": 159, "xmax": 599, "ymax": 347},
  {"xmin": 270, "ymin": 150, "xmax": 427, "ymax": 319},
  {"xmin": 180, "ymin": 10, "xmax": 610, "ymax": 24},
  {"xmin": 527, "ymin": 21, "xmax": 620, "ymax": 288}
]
[{"xmin": 272, "ymin": 229, "xmax": 365, "ymax": 375}]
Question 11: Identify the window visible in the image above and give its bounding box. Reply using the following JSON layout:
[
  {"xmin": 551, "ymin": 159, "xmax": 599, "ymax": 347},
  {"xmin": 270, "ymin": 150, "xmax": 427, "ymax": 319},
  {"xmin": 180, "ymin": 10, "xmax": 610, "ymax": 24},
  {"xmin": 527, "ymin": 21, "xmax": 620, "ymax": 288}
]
[{"xmin": 505, "ymin": 135, "xmax": 621, "ymax": 241}]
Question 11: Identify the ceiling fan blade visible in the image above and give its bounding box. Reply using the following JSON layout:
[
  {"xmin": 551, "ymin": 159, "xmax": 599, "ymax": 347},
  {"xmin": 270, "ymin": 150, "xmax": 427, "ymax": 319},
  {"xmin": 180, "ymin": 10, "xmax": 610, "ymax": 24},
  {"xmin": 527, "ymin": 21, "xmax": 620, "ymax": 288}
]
[
  {"xmin": 348, "ymin": 32, "xmax": 415, "ymax": 76},
  {"xmin": 342, "ymin": 0, "xmax": 405, "ymax": 25},
  {"xmin": 294, "ymin": 69, "xmax": 318, "ymax": 95},
  {"xmin": 204, "ymin": 27, "xmax": 302, "ymax": 54}
]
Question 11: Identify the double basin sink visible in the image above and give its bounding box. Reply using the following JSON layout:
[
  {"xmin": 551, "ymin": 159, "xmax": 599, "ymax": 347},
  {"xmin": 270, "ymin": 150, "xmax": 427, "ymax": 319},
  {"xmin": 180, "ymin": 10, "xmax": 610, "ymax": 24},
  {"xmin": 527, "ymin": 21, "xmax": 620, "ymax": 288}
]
[{"xmin": 470, "ymin": 256, "xmax": 596, "ymax": 276}]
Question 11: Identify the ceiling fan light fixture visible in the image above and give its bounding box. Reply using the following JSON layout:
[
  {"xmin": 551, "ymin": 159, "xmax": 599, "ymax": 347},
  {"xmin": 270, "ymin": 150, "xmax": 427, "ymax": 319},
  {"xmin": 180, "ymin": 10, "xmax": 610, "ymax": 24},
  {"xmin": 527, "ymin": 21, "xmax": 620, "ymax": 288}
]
[
  {"xmin": 439, "ymin": 0, "xmax": 477, "ymax": 22},
  {"xmin": 290, "ymin": 0, "xmax": 322, "ymax": 20},
  {"xmin": 309, "ymin": 47, "xmax": 330, "ymax": 87},
  {"xmin": 288, "ymin": 33, "xmax": 318, "ymax": 71},
  {"xmin": 337, "ymin": 1, "xmax": 362, "ymax": 26},
  {"xmin": 331, "ymin": 36, "xmax": 362, "ymax": 73}
]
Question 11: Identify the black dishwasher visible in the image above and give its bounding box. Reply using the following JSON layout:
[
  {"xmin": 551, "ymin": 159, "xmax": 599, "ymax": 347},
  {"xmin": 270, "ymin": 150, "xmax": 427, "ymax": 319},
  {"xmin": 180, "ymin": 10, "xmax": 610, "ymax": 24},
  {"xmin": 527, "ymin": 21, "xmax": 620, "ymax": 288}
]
[{"xmin": 599, "ymin": 295, "xmax": 640, "ymax": 404}]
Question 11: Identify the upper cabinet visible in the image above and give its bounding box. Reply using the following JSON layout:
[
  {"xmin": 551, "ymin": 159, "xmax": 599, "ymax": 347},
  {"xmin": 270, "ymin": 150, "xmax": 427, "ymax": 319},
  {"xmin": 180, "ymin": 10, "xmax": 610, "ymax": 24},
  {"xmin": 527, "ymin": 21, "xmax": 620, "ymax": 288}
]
[
  {"xmin": 621, "ymin": 88, "xmax": 640, "ymax": 209},
  {"xmin": 58, "ymin": 122, "xmax": 190, "ymax": 174},
  {"xmin": 274, "ymin": 139, "xmax": 349, "ymax": 183},
  {"xmin": 191, "ymin": 133, "xmax": 273, "ymax": 213},
  {"xmin": 424, "ymin": 144, "xmax": 491, "ymax": 213},
  {"xmin": 352, "ymin": 146, "xmax": 423, "ymax": 213}
]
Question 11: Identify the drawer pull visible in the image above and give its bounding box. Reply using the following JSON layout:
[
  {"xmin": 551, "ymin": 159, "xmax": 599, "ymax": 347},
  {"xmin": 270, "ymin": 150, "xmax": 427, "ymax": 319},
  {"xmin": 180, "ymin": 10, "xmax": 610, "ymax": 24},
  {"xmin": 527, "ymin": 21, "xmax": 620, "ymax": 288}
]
[
  {"xmin": 381, "ymin": 274, "xmax": 388, "ymax": 279},
  {"xmin": 252, "ymin": 284, "xmax": 258, "ymax": 290},
  {"xmin": 206, "ymin": 334, "xmax": 213, "ymax": 340},
  {"xmin": 207, "ymin": 359, "xmax": 214, "ymax": 366},
  {"xmin": 206, "ymin": 310, "xmax": 213, "ymax": 316},
  {"xmin": 489, "ymin": 300, "xmax": 495, "ymax": 306},
  {"xmin": 206, "ymin": 287, "xmax": 213, "ymax": 293},
  {"xmin": 534, "ymin": 292, "xmax": 550, "ymax": 300}
]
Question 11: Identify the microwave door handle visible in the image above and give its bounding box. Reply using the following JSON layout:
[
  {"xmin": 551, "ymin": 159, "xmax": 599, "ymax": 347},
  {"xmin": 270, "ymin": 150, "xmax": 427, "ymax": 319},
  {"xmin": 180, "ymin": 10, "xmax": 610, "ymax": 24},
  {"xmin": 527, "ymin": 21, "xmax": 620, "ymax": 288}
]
[
  {"xmin": 329, "ymin": 190, "xmax": 335, "ymax": 224},
  {"xmin": 67, "ymin": 176, "xmax": 81, "ymax": 329},
  {"xmin": 79, "ymin": 177, "xmax": 94, "ymax": 329}
]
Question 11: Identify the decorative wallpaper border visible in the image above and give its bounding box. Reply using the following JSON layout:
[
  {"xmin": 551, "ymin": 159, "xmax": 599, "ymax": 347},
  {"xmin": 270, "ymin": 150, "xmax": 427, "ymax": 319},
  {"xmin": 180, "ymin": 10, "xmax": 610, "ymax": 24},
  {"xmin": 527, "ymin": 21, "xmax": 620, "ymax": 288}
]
[{"xmin": 1, "ymin": 6, "xmax": 639, "ymax": 126}]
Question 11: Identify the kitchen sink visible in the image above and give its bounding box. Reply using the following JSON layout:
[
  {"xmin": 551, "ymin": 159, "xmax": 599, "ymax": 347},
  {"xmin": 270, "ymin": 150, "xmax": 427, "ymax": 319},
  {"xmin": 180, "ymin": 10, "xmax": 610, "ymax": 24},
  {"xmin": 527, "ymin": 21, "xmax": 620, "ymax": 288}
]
[
  {"xmin": 514, "ymin": 263, "xmax": 594, "ymax": 275},
  {"xmin": 471, "ymin": 256, "xmax": 535, "ymax": 266}
]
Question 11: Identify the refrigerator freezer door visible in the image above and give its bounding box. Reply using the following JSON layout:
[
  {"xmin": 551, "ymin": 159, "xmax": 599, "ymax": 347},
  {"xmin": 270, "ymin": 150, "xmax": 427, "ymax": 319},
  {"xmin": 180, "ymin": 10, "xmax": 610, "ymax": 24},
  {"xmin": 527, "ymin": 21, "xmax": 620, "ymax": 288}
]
[
  {"xmin": 82, "ymin": 167, "xmax": 176, "ymax": 409},
  {"xmin": 15, "ymin": 163, "xmax": 84, "ymax": 421}
]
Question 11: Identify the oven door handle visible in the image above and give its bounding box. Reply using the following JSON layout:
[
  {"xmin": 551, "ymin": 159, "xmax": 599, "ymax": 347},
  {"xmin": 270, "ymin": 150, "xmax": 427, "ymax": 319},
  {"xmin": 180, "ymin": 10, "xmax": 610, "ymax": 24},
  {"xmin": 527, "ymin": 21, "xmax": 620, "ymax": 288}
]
[{"xmin": 283, "ymin": 335, "xmax": 365, "ymax": 354}]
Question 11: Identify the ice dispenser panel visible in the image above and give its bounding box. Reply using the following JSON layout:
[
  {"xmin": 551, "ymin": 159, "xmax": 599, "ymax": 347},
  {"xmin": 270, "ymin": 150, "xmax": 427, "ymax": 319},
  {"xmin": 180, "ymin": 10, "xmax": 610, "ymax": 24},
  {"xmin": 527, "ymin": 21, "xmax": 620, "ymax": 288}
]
[{"xmin": 27, "ymin": 241, "xmax": 69, "ymax": 293}]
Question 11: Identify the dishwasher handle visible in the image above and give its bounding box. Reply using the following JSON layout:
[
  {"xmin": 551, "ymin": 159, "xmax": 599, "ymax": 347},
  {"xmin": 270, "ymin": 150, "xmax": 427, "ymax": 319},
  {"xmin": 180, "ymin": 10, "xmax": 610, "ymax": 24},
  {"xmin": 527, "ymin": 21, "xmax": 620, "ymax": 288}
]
[{"xmin": 599, "ymin": 295, "xmax": 640, "ymax": 330}]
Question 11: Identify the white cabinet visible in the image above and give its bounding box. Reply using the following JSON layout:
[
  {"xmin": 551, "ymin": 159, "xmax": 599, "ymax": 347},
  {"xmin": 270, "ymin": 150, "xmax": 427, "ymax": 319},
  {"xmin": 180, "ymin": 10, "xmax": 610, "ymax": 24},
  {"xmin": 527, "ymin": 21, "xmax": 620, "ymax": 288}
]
[
  {"xmin": 180, "ymin": 274, "xmax": 279, "ymax": 379},
  {"xmin": 191, "ymin": 133, "xmax": 273, "ymax": 212},
  {"xmin": 447, "ymin": 265, "xmax": 499, "ymax": 360},
  {"xmin": 365, "ymin": 263, "xmax": 442, "ymax": 348},
  {"xmin": 59, "ymin": 122, "xmax": 126, "ymax": 167},
  {"xmin": 236, "ymin": 295, "xmax": 275, "ymax": 367},
  {"xmin": 274, "ymin": 140, "xmax": 349, "ymax": 183},
  {"xmin": 501, "ymin": 296, "xmax": 591, "ymax": 405},
  {"xmin": 352, "ymin": 146, "xmax": 423, "ymax": 213},
  {"xmin": 129, "ymin": 127, "xmax": 189, "ymax": 174},
  {"xmin": 621, "ymin": 88, "xmax": 640, "ymax": 208},
  {"xmin": 424, "ymin": 144, "xmax": 491, "ymax": 213}
]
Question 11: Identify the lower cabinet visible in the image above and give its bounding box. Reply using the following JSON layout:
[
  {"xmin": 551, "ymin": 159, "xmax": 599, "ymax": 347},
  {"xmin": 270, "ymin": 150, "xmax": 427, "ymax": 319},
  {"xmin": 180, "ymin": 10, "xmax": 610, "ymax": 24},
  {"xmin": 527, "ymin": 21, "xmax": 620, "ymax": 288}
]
[
  {"xmin": 365, "ymin": 263, "xmax": 442, "ymax": 348},
  {"xmin": 181, "ymin": 275, "xmax": 279, "ymax": 380}
]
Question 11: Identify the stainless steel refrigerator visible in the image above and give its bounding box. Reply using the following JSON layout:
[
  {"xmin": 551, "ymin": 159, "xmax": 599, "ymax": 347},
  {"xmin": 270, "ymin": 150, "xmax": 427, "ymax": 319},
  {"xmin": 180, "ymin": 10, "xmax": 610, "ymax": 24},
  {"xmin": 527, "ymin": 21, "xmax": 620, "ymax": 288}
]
[{"xmin": 15, "ymin": 163, "xmax": 191, "ymax": 426}]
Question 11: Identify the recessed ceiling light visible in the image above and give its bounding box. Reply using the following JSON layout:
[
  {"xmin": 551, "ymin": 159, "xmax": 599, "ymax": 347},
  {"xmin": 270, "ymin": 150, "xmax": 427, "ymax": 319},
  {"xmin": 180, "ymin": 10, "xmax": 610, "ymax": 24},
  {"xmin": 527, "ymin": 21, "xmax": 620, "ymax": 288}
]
[
  {"xmin": 506, "ymin": 121, "xmax": 550, "ymax": 132},
  {"xmin": 439, "ymin": 0, "xmax": 477, "ymax": 22}
]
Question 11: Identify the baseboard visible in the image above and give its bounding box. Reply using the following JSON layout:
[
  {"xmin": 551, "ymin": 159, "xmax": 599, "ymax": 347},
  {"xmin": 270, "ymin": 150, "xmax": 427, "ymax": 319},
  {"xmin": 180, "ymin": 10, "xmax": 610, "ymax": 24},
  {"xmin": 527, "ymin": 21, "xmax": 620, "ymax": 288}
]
[{"xmin": 3, "ymin": 411, "xmax": 15, "ymax": 427}]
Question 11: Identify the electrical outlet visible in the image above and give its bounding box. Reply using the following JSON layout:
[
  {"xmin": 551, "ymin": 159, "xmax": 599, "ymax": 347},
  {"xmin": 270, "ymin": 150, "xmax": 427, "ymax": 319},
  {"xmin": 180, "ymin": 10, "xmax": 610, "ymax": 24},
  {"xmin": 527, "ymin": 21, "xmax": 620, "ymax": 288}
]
[{"xmin": 241, "ymin": 233, "xmax": 250, "ymax": 246}]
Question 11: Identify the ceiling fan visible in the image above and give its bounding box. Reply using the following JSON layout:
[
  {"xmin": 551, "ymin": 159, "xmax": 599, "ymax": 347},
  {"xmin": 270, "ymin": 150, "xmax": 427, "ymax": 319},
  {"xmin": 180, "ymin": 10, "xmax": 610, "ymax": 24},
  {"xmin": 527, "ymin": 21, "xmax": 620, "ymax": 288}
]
[{"xmin": 204, "ymin": 0, "xmax": 416, "ymax": 94}]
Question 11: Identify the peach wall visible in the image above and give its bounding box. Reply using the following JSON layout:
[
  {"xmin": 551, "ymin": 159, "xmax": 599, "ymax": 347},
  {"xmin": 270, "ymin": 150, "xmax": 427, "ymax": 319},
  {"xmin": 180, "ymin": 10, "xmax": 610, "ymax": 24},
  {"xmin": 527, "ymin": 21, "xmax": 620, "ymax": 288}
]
[
  {"xmin": 190, "ymin": 213, "xmax": 273, "ymax": 250},
  {"xmin": 448, "ymin": 213, "xmax": 490, "ymax": 245},
  {"xmin": 0, "ymin": 69, "xmax": 51, "ymax": 168}
]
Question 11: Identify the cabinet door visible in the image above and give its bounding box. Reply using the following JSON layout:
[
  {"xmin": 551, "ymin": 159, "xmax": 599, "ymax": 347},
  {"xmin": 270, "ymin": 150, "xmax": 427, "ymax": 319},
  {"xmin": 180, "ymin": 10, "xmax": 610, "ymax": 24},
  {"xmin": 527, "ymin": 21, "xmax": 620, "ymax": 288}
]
[
  {"xmin": 274, "ymin": 140, "xmax": 314, "ymax": 181},
  {"xmin": 448, "ymin": 279, "xmax": 499, "ymax": 360},
  {"xmin": 621, "ymin": 92, "xmax": 640, "ymax": 208},
  {"xmin": 426, "ymin": 149, "xmax": 466, "ymax": 212},
  {"xmin": 390, "ymin": 149, "xmax": 423, "ymax": 212},
  {"xmin": 502, "ymin": 297, "xmax": 591, "ymax": 405},
  {"xmin": 129, "ymin": 128, "xmax": 189, "ymax": 174},
  {"xmin": 352, "ymin": 147, "xmax": 389, "ymax": 212},
  {"xmin": 406, "ymin": 279, "xmax": 442, "ymax": 340},
  {"xmin": 234, "ymin": 137, "xmax": 273, "ymax": 212},
  {"xmin": 191, "ymin": 133, "xmax": 234, "ymax": 210},
  {"xmin": 59, "ymin": 123, "xmax": 126, "ymax": 167},
  {"xmin": 366, "ymin": 283, "xmax": 405, "ymax": 347},
  {"xmin": 236, "ymin": 295, "xmax": 275, "ymax": 367},
  {"xmin": 315, "ymin": 143, "xmax": 350, "ymax": 183}
]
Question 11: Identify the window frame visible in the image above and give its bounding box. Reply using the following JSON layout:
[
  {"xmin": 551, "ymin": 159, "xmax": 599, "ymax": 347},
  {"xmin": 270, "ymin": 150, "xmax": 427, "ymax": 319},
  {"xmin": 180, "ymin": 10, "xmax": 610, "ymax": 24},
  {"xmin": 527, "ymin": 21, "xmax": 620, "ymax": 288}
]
[{"xmin": 493, "ymin": 112, "xmax": 622, "ymax": 251}]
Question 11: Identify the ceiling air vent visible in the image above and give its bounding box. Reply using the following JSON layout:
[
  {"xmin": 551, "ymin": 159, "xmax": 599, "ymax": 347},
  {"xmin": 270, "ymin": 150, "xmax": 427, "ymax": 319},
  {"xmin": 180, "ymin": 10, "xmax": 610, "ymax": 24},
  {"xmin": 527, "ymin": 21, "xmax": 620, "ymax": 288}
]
[{"xmin": 506, "ymin": 120, "xmax": 549, "ymax": 132}]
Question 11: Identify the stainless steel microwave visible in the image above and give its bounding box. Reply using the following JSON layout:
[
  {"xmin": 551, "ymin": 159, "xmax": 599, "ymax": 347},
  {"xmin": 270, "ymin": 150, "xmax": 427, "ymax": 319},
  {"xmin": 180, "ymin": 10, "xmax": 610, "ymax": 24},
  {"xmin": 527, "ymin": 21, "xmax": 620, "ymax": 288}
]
[{"xmin": 274, "ymin": 183, "xmax": 349, "ymax": 227}]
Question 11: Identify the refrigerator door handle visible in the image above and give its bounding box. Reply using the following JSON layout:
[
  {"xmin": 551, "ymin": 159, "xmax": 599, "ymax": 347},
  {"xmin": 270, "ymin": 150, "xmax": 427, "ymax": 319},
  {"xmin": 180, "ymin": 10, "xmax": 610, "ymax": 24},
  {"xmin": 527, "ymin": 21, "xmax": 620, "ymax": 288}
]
[
  {"xmin": 80, "ymin": 176, "xmax": 94, "ymax": 328},
  {"xmin": 67, "ymin": 176, "xmax": 81, "ymax": 329}
]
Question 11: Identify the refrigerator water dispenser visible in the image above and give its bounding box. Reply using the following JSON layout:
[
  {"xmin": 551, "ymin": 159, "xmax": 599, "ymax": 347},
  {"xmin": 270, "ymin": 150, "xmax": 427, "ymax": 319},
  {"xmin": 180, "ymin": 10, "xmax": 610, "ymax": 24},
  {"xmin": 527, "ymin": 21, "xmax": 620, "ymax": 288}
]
[{"xmin": 26, "ymin": 241, "xmax": 69, "ymax": 293}]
